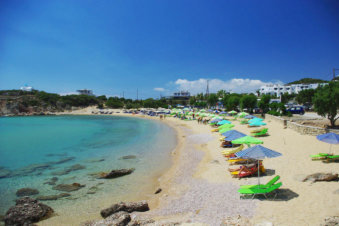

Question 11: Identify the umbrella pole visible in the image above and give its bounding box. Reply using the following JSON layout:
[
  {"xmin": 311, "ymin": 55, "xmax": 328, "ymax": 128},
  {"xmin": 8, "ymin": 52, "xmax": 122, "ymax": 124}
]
[{"xmin": 258, "ymin": 159, "xmax": 260, "ymax": 187}]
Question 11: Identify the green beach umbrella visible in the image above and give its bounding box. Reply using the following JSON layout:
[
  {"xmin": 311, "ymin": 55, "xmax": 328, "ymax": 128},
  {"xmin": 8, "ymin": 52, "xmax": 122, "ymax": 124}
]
[
  {"xmin": 232, "ymin": 136, "xmax": 263, "ymax": 147},
  {"xmin": 218, "ymin": 123, "xmax": 234, "ymax": 129},
  {"xmin": 228, "ymin": 110, "xmax": 237, "ymax": 114},
  {"xmin": 200, "ymin": 109, "xmax": 206, "ymax": 112},
  {"xmin": 219, "ymin": 127, "xmax": 233, "ymax": 133},
  {"xmin": 237, "ymin": 112, "xmax": 248, "ymax": 118}
]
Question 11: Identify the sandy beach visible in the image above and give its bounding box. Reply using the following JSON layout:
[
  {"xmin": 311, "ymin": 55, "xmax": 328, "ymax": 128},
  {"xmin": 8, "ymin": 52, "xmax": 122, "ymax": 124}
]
[{"xmin": 38, "ymin": 107, "xmax": 339, "ymax": 226}]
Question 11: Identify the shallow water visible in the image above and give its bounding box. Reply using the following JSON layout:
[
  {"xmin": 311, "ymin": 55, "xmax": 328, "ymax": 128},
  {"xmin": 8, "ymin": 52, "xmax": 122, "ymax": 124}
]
[{"xmin": 0, "ymin": 115, "xmax": 176, "ymax": 216}]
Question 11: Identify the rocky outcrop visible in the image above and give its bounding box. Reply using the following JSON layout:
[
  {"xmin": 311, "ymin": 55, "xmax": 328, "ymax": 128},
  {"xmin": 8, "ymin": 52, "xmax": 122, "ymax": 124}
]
[
  {"xmin": 303, "ymin": 173, "xmax": 338, "ymax": 183},
  {"xmin": 4, "ymin": 197, "xmax": 54, "ymax": 225},
  {"xmin": 52, "ymin": 183, "xmax": 85, "ymax": 192},
  {"xmin": 98, "ymin": 168, "xmax": 135, "ymax": 179},
  {"xmin": 37, "ymin": 193, "xmax": 70, "ymax": 201},
  {"xmin": 100, "ymin": 201, "xmax": 149, "ymax": 218},
  {"xmin": 16, "ymin": 188, "xmax": 39, "ymax": 197}
]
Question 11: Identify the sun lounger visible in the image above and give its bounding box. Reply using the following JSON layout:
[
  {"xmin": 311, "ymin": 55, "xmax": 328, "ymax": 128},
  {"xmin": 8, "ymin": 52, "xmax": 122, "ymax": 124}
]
[
  {"xmin": 322, "ymin": 155, "xmax": 339, "ymax": 163},
  {"xmin": 250, "ymin": 128, "xmax": 267, "ymax": 133},
  {"xmin": 238, "ymin": 182, "xmax": 282, "ymax": 199},
  {"xmin": 221, "ymin": 144, "xmax": 244, "ymax": 156},
  {"xmin": 211, "ymin": 128, "xmax": 219, "ymax": 132},
  {"xmin": 252, "ymin": 128, "xmax": 268, "ymax": 137},
  {"xmin": 231, "ymin": 165, "xmax": 265, "ymax": 178},
  {"xmin": 310, "ymin": 153, "xmax": 333, "ymax": 160},
  {"xmin": 240, "ymin": 175, "xmax": 280, "ymax": 189}
]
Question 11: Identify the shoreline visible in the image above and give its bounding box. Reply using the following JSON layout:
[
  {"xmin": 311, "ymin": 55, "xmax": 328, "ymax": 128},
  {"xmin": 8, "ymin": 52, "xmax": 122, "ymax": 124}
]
[{"xmin": 4, "ymin": 106, "xmax": 339, "ymax": 225}]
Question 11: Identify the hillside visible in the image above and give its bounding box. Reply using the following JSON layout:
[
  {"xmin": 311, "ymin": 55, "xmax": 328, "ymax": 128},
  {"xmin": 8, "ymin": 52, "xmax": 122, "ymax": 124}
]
[{"xmin": 287, "ymin": 78, "xmax": 328, "ymax": 85}]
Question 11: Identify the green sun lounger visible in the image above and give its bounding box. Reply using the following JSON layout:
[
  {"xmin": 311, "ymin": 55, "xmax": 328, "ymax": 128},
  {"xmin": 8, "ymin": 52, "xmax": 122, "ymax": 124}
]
[
  {"xmin": 240, "ymin": 175, "xmax": 280, "ymax": 189},
  {"xmin": 238, "ymin": 182, "xmax": 282, "ymax": 199},
  {"xmin": 322, "ymin": 155, "xmax": 339, "ymax": 163},
  {"xmin": 252, "ymin": 128, "xmax": 268, "ymax": 137}
]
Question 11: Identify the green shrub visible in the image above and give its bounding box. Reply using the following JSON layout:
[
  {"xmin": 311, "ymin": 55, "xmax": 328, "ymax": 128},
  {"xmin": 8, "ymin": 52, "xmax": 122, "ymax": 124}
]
[{"xmin": 267, "ymin": 110, "xmax": 281, "ymax": 116}]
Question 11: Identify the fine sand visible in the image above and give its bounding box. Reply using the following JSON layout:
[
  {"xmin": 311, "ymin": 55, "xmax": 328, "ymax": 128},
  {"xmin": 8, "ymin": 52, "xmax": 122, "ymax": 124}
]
[{"xmin": 40, "ymin": 107, "xmax": 338, "ymax": 225}]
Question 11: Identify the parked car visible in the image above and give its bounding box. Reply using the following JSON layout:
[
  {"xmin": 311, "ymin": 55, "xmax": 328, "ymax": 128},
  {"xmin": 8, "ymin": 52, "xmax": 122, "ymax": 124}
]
[{"xmin": 286, "ymin": 106, "xmax": 305, "ymax": 115}]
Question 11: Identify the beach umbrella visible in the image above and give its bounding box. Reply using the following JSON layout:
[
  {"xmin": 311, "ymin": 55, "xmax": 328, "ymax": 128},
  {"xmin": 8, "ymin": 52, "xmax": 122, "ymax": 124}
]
[
  {"xmin": 232, "ymin": 136, "xmax": 263, "ymax": 147},
  {"xmin": 219, "ymin": 127, "xmax": 234, "ymax": 134},
  {"xmin": 228, "ymin": 110, "xmax": 237, "ymax": 114},
  {"xmin": 225, "ymin": 131, "xmax": 247, "ymax": 141},
  {"xmin": 221, "ymin": 129, "xmax": 237, "ymax": 137},
  {"xmin": 217, "ymin": 120, "xmax": 232, "ymax": 125},
  {"xmin": 237, "ymin": 112, "xmax": 248, "ymax": 118},
  {"xmin": 249, "ymin": 121, "xmax": 267, "ymax": 127},
  {"xmin": 235, "ymin": 145, "xmax": 282, "ymax": 185},
  {"xmin": 316, "ymin": 132, "xmax": 339, "ymax": 153},
  {"xmin": 219, "ymin": 111, "xmax": 227, "ymax": 115},
  {"xmin": 244, "ymin": 115, "xmax": 256, "ymax": 119},
  {"xmin": 218, "ymin": 123, "xmax": 234, "ymax": 129},
  {"xmin": 249, "ymin": 118, "xmax": 263, "ymax": 123},
  {"xmin": 200, "ymin": 109, "xmax": 206, "ymax": 112}
]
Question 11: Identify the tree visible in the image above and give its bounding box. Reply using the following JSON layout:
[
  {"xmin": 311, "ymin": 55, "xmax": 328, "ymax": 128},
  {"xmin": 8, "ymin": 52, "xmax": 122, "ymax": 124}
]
[
  {"xmin": 226, "ymin": 96, "xmax": 240, "ymax": 111},
  {"xmin": 189, "ymin": 96, "xmax": 197, "ymax": 106},
  {"xmin": 258, "ymin": 95, "xmax": 271, "ymax": 113},
  {"xmin": 106, "ymin": 97, "xmax": 124, "ymax": 108},
  {"xmin": 207, "ymin": 93, "xmax": 218, "ymax": 107},
  {"xmin": 97, "ymin": 95, "xmax": 107, "ymax": 102},
  {"xmin": 217, "ymin": 90, "xmax": 227, "ymax": 98},
  {"xmin": 240, "ymin": 94, "xmax": 257, "ymax": 112},
  {"xmin": 313, "ymin": 82, "xmax": 339, "ymax": 127},
  {"xmin": 281, "ymin": 92, "xmax": 296, "ymax": 104},
  {"xmin": 296, "ymin": 89, "xmax": 315, "ymax": 105}
]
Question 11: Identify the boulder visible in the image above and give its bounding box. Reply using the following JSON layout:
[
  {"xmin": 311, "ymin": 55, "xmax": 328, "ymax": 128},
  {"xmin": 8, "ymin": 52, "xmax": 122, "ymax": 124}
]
[
  {"xmin": 16, "ymin": 188, "xmax": 39, "ymax": 197},
  {"xmin": 52, "ymin": 183, "xmax": 85, "ymax": 192},
  {"xmin": 4, "ymin": 197, "xmax": 54, "ymax": 225},
  {"xmin": 37, "ymin": 193, "xmax": 71, "ymax": 201},
  {"xmin": 127, "ymin": 219, "xmax": 155, "ymax": 226},
  {"xmin": 100, "ymin": 201, "xmax": 149, "ymax": 218},
  {"xmin": 99, "ymin": 168, "xmax": 135, "ymax": 179},
  {"xmin": 44, "ymin": 177, "xmax": 58, "ymax": 185},
  {"xmin": 303, "ymin": 173, "xmax": 339, "ymax": 183}
]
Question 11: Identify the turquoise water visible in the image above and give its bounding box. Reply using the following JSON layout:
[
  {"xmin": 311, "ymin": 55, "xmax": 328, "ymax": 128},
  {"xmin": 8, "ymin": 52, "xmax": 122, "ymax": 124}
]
[{"xmin": 0, "ymin": 115, "xmax": 176, "ymax": 216}]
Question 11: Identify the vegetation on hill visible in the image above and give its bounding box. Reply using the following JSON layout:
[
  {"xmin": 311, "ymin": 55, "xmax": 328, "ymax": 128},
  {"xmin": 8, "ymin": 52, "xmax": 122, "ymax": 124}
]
[{"xmin": 287, "ymin": 78, "xmax": 328, "ymax": 85}]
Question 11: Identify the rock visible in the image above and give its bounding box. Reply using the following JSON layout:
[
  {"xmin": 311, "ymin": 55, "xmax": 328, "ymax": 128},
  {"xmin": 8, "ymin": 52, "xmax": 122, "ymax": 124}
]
[
  {"xmin": 100, "ymin": 201, "xmax": 149, "ymax": 218},
  {"xmin": 322, "ymin": 216, "xmax": 339, "ymax": 226},
  {"xmin": 127, "ymin": 219, "xmax": 155, "ymax": 226},
  {"xmin": 87, "ymin": 158, "xmax": 105, "ymax": 163},
  {"xmin": 0, "ymin": 168, "xmax": 11, "ymax": 178},
  {"xmin": 51, "ymin": 164, "xmax": 86, "ymax": 176},
  {"xmin": 16, "ymin": 188, "xmax": 39, "ymax": 197},
  {"xmin": 4, "ymin": 197, "xmax": 53, "ymax": 225},
  {"xmin": 37, "ymin": 193, "xmax": 71, "ymax": 201},
  {"xmin": 99, "ymin": 168, "xmax": 135, "ymax": 179},
  {"xmin": 303, "ymin": 173, "xmax": 339, "ymax": 183},
  {"xmin": 154, "ymin": 188, "xmax": 162, "ymax": 194},
  {"xmin": 52, "ymin": 183, "xmax": 85, "ymax": 192},
  {"xmin": 119, "ymin": 155, "xmax": 137, "ymax": 160},
  {"xmin": 84, "ymin": 211, "xmax": 131, "ymax": 226}
]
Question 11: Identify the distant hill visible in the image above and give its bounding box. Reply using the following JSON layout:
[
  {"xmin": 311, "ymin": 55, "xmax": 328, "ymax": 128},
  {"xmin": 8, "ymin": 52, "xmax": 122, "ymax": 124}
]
[{"xmin": 287, "ymin": 78, "xmax": 328, "ymax": 85}]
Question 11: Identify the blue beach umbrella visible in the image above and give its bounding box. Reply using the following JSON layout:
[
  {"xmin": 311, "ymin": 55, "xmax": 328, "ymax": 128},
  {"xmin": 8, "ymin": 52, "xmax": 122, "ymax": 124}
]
[
  {"xmin": 217, "ymin": 120, "xmax": 231, "ymax": 125},
  {"xmin": 221, "ymin": 129, "xmax": 237, "ymax": 137},
  {"xmin": 316, "ymin": 132, "xmax": 339, "ymax": 153},
  {"xmin": 225, "ymin": 131, "xmax": 247, "ymax": 141},
  {"xmin": 236, "ymin": 145, "xmax": 282, "ymax": 185},
  {"xmin": 244, "ymin": 115, "xmax": 256, "ymax": 119}
]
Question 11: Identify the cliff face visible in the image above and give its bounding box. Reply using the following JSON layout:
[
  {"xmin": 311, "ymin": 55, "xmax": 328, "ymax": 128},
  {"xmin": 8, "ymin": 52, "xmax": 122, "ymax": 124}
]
[{"xmin": 0, "ymin": 96, "xmax": 66, "ymax": 116}]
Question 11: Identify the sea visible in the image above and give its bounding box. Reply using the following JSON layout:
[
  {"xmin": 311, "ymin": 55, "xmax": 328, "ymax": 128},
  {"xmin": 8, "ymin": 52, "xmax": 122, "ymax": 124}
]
[{"xmin": 0, "ymin": 115, "xmax": 177, "ymax": 219}]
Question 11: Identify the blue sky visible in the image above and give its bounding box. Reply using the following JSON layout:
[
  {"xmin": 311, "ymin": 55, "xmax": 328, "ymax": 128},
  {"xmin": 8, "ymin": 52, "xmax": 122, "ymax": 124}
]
[{"xmin": 0, "ymin": 0, "xmax": 338, "ymax": 99}]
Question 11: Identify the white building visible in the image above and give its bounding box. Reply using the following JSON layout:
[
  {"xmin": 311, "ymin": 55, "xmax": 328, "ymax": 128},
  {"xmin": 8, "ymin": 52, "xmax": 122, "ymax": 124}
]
[
  {"xmin": 172, "ymin": 91, "xmax": 190, "ymax": 99},
  {"xmin": 77, "ymin": 89, "xmax": 94, "ymax": 96},
  {"xmin": 259, "ymin": 83, "xmax": 327, "ymax": 97},
  {"xmin": 20, "ymin": 85, "xmax": 33, "ymax": 92}
]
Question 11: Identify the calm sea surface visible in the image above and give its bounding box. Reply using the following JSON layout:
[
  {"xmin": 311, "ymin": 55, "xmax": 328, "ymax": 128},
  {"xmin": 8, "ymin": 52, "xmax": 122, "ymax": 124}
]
[{"xmin": 0, "ymin": 115, "xmax": 176, "ymax": 216}]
